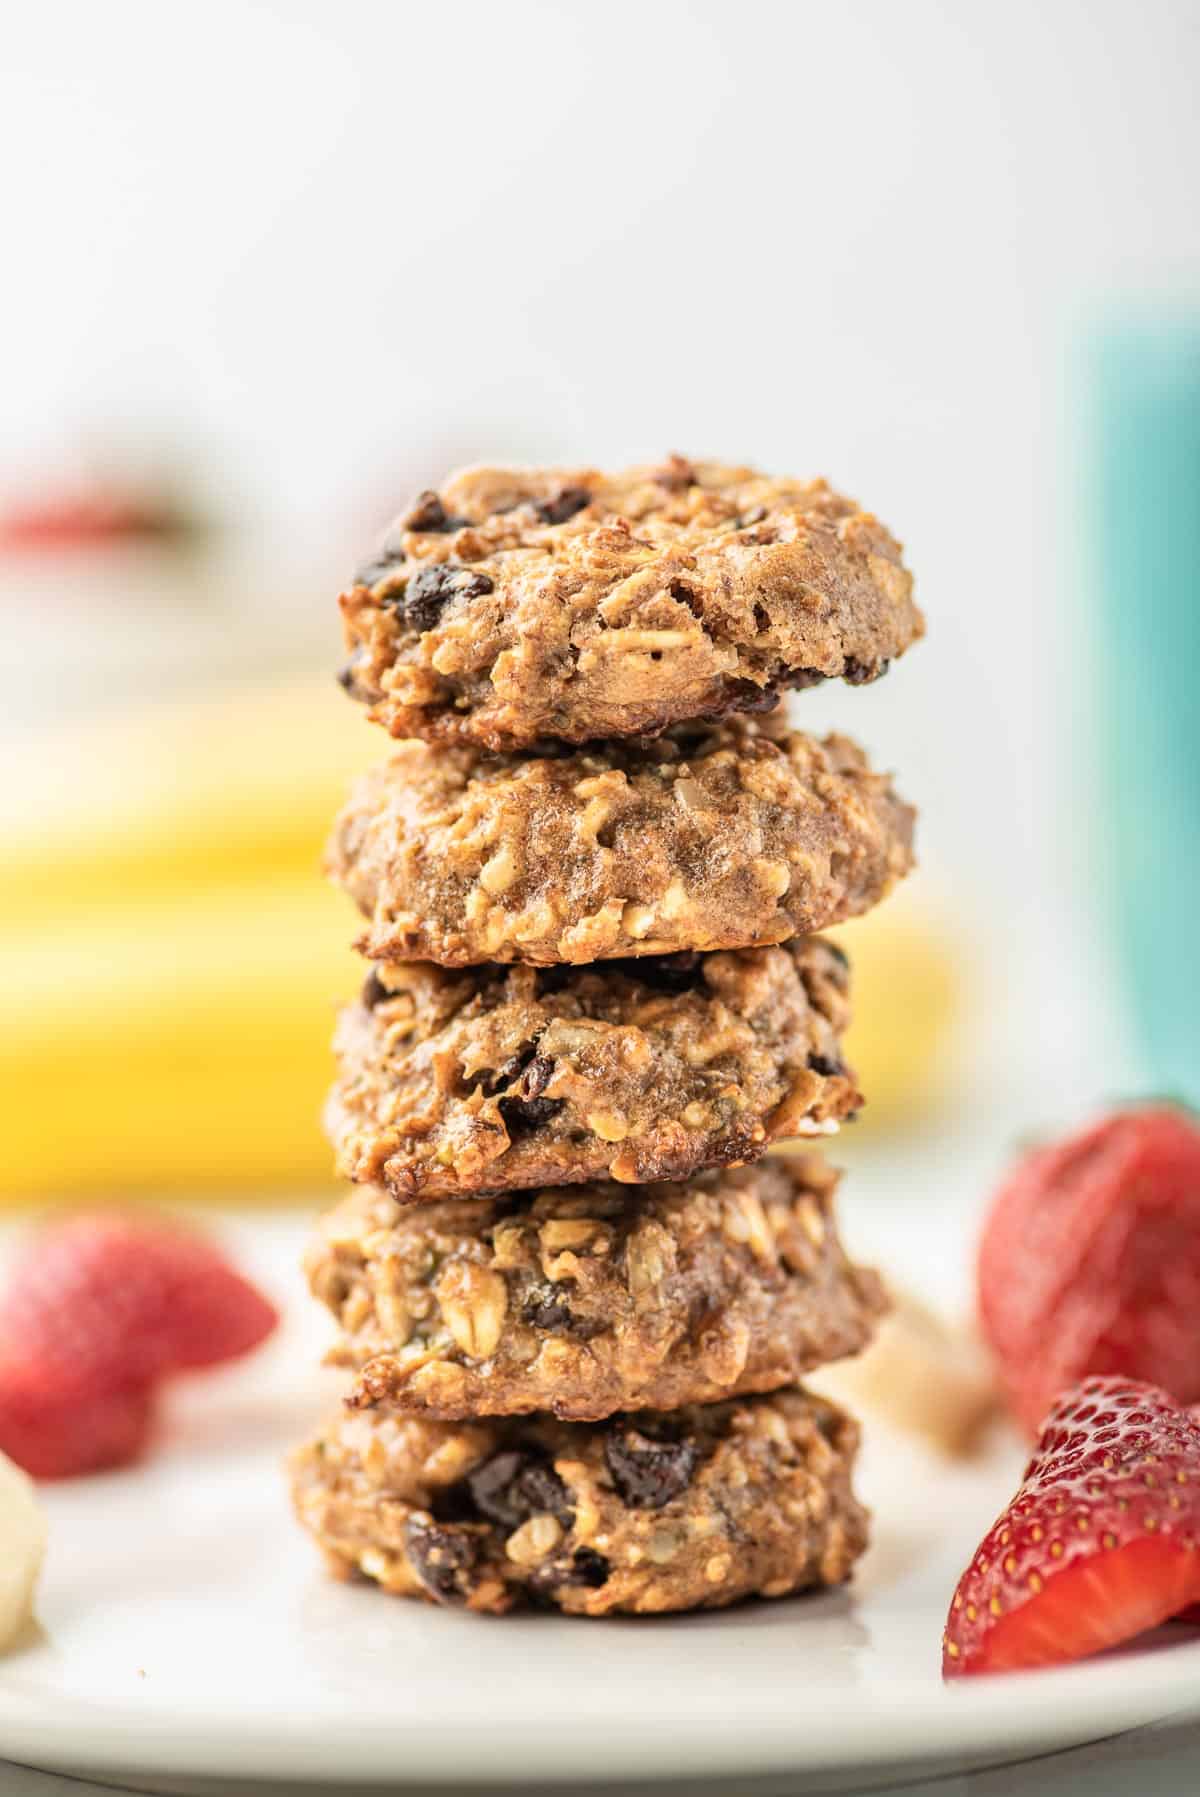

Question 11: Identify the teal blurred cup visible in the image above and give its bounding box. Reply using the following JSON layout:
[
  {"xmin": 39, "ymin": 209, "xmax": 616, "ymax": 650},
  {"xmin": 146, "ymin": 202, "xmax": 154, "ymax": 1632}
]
[{"xmin": 1090, "ymin": 319, "xmax": 1200, "ymax": 1102}]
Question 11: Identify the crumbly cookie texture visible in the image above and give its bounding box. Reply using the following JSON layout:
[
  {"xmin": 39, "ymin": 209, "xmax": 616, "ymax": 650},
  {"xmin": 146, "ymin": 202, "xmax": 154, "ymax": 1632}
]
[
  {"xmin": 326, "ymin": 939, "xmax": 858, "ymax": 1201},
  {"xmin": 308, "ymin": 1156, "xmax": 887, "ymax": 1421},
  {"xmin": 338, "ymin": 458, "xmax": 923, "ymax": 750},
  {"xmin": 327, "ymin": 718, "xmax": 915, "ymax": 967},
  {"xmin": 290, "ymin": 1386, "xmax": 867, "ymax": 1615}
]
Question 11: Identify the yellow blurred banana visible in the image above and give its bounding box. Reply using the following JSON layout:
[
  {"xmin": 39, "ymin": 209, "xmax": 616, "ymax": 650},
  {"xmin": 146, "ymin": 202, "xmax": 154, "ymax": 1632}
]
[
  {"xmin": 1, "ymin": 677, "xmax": 962, "ymax": 1198},
  {"xmin": 828, "ymin": 888, "xmax": 962, "ymax": 1129},
  {"xmin": 0, "ymin": 881, "xmax": 359, "ymax": 1199},
  {"xmin": 2, "ymin": 676, "xmax": 378, "ymax": 922}
]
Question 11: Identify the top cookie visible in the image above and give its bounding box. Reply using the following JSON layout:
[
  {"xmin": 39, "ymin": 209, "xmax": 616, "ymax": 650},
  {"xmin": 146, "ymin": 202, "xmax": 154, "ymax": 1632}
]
[{"xmin": 339, "ymin": 457, "xmax": 923, "ymax": 750}]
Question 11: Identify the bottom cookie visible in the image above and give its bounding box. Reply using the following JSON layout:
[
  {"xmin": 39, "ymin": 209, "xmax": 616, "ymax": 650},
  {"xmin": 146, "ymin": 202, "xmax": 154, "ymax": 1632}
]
[{"xmin": 290, "ymin": 1387, "xmax": 867, "ymax": 1616}]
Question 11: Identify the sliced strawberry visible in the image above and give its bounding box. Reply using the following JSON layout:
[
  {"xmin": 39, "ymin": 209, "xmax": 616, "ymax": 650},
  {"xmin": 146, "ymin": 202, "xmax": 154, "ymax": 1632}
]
[
  {"xmin": 0, "ymin": 1213, "xmax": 278, "ymax": 1391},
  {"xmin": 943, "ymin": 1376, "xmax": 1200, "ymax": 1677},
  {"xmin": 1178, "ymin": 1407, "xmax": 1200, "ymax": 1623},
  {"xmin": 0, "ymin": 1357, "xmax": 155, "ymax": 1480},
  {"xmin": 978, "ymin": 1106, "xmax": 1200, "ymax": 1435}
]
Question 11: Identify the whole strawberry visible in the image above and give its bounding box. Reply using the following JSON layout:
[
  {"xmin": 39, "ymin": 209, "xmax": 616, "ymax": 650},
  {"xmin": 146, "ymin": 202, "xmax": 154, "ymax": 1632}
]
[
  {"xmin": 943, "ymin": 1376, "xmax": 1200, "ymax": 1676},
  {"xmin": 0, "ymin": 1212, "xmax": 278, "ymax": 1479},
  {"xmin": 978, "ymin": 1106, "xmax": 1200, "ymax": 1435},
  {"xmin": 0, "ymin": 1365, "xmax": 155, "ymax": 1481}
]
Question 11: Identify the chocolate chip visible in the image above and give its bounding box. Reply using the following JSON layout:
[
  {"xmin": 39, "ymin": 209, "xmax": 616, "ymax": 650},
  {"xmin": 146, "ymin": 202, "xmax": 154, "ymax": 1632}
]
[
  {"xmin": 362, "ymin": 969, "xmax": 392, "ymax": 1009},
  {"xmin": 753, "ymin": 601, "xmax": 770, "ymax": 633},
  {"xmin": 499, "ymin": 1093, "xmax": 564, "ymax": 1135},
  {"xmin": 604, "ymin": 1424, "xmax": 699, "ymax": 1510},
  {"xmin": 522, "ymin": 1288, "xmax": 574, "ymax": 1331},
  {"xmin": 404, "ymin": 491, "xmax": 466, "ymax": 534},
  {"xmin": 565, "ymin": 1548, "xmax": 610, "ymax": 1588},
  {"xmin": 807, "ymin": 1052, "xmax": 846, "ymax": 1078},
  {"xmin": 843, "ymin": 656, "xmax": 888, "ymax": 686},
  {"xmin": 521, "ymin": 1284, "xmax": 606, "ymax": 1339},
  {"xmin": 529, "ymin": 1544, "xmax": 612, "ymax": 1597},
  {"xmin": 385, "ymin": 561, "xmax": 495, "ymax": 634},
  {"xmin": 403, "ymin": 1518, "xmax": 478, "ymax": 1604},
  {"xmin": 429, "ymin": 1479, "xmax": 480, "ymax": 1524},
  {"xmin": 486, "ymin": 1045, "xmax": 537, "ymax": 1094},
  {"xmin": 535, "ymin": 486, "xmax": 590, "ymax": 525},
  {"xmin": 355, "ymin": 535, "xmax": 407, "ymax": 585},
  {"xmin": 466, "ymin": 1451, "xmax": 526, "ymax": 1525},
  {"xmin": 666, "ymin": 679, "xmax": 776, "ymax": 729},
  {"xmin": 521, "ymin": 1054, "xmax": 554, "ymax": 1100},
  {"xmin": 355, "ymin": 553, "xmax": 406, "ymax": 588},
  {"xmin": 511, "ymin": 1461, "xmax": 573, "ymax": 1523},
  {"xmin": 467, "ymin": 1446, "xmax": 573, "ymax": 1531},
  {"xmin": 497, "ymin": 1051, "xmax": 562, "ymax": 1134},
  {"xmin": 783, "ymin": 668, "xmax": 829, "ymax": 694},
  {"xmin": 723, "ymin": 678, "xmax": 785, "ymax": 715}
]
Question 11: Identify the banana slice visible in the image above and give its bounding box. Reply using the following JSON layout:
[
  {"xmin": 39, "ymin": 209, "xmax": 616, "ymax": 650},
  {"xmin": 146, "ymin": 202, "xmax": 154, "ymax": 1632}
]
[
  {"xmin": 813, "ymin": 1287, "xmax": 998, "ymax": 1457},
  {"xmin": 0, "ymin": 1450, "xmax": 46, "ymax": 1648}
]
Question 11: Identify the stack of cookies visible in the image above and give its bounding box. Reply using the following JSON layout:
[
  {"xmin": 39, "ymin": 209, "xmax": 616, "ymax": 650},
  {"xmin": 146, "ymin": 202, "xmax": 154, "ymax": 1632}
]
[{"xmin": 291, "ymin": 457, "xmax": 922, "ymax": 1616}]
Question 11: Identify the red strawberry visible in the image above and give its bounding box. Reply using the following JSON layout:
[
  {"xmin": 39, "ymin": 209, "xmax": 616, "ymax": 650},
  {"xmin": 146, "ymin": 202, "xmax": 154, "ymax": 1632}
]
[
  {"xmin": 0, "ymin": 489, "xmax": 183, "ymax": 550},
  {"xmin": 0, "ymin": 1212, "xmax": 277, "ymax": 1479},
  {"xmin": 0, "ymin": 1358, "xmax": 155, "ymax": 1480},
  {"xmin": 0, "ymin": 1213, "xmax": 278, "ymax": 1390},
  {"xmin": 1178, "ymin": 1405, "xmax": 1200, "ymax": 1624},
  {"xmin": 943, "ymin": 1376, "xmax": 1200, "ymax": 1677},
  {"xmin": 978, "ymin": 1106, "xmax": 1200, "ymax": 1435}
]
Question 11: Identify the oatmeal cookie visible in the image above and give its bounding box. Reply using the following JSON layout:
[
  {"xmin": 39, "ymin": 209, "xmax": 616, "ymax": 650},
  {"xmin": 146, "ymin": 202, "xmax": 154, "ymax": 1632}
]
[
  {"xmin": 326, "ymin": 939, "xmax": 858, "ymax": 1200},
  {"xmin": 327, "ymin": 719, "xmax": 915, "ymax": 967},
  {"xmin": 290, "ymin": 1386, "xmax": 867, "ymax": 1615},
  {"xmin": 338, "ymin": 458, "xmax": 923, "ymax": 749},
  {"xmin": 309, "ymin": 1155, "xmax": 886, "ymax": 1420}
]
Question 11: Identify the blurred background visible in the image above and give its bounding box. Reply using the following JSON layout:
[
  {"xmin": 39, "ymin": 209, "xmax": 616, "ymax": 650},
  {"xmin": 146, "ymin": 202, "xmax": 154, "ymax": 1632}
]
[{"xmin": 1, "ymin": 0, "xmax": 1197, "ymax": 1209}]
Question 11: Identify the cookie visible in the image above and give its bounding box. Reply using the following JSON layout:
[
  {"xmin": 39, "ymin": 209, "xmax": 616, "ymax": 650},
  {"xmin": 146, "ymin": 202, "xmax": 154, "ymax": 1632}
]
[
  {"xmin": 338, "ymin": 458, "xmax": 923, "ymax": 750},
  {"xmin": 327, "ymin": 718, "xmax": 915, "ymax": 967},
  {"xmin": 326, "ymin": 938, "xmax": 858, "ymax": 1200},
  {"xmin": 309, "ymin": 1155, "xmax": 886, "ymax": 1420},
  {"xmin": 290, "ymin": 1386, "xmax": 867, "ymax": 1615}
]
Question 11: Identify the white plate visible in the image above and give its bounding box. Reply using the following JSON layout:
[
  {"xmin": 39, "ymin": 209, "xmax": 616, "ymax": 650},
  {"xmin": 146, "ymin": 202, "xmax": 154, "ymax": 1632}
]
[{"xmin": 0, "ymin": 1209, "xmax": 1198, "ymax": 1793}]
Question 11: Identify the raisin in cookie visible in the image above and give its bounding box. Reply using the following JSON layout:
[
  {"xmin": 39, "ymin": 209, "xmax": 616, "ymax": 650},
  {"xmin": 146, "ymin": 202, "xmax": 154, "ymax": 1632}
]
[
  {"xmin": 291, "ymin": 1386, "xmax": 867, "ymax": 1615},
  {"xmin": 338, "ymin": 458, "xmax": 923, "ymax": 750},
  {"xmin": 327, "ymin": 718, "xmax": 915, "ymax": 967},
  {"xmin": 309, "ymin": 1155, "xmax": 886, "ymax": 1420},
  {"xmin": 326, "ymin": 940, "xmax": 858, "ymax": 1200}
]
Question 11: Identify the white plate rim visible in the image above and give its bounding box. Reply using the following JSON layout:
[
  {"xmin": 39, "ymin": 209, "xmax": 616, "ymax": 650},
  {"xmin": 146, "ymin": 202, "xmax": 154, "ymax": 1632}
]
[{"xmin": 0, "ymin": 1631, "xmax": 1197, "ymax": 1785}]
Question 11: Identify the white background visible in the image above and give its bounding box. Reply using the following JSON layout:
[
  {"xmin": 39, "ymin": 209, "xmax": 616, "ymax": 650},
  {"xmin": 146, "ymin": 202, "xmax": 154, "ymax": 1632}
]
[{"xmin": 2, "ymin": 0, "xmax": 1199, "ymax": 1104}]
